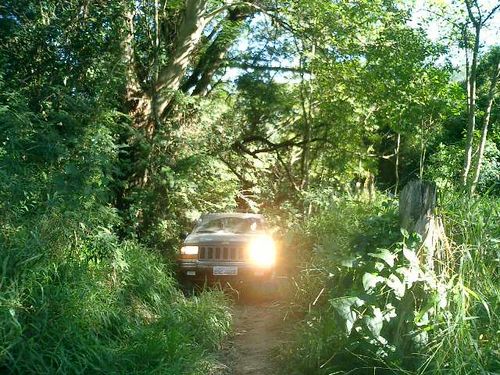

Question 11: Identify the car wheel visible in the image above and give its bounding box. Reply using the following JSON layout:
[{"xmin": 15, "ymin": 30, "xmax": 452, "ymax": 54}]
[{"xmin": 179, "ymin": 278, "xmax": 197, "ymax": 296}]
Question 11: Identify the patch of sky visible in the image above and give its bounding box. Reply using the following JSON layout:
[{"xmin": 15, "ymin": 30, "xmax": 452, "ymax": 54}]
[
  {"xmin": 409, "ymin": 0, "xmax": 499, "ymax": 77},
  {"xmin": 222, "ymin": 13, "xmax": 302, "ymax": 85}
]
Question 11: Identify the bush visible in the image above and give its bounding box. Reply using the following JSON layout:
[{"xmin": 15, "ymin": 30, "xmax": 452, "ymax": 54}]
[
  {"xmin": 0, "ymin": 79, "xmax": 232, "ymax": 374},
  {"xmin": 279, "ymin": 191, "xmax": 499, "ymax": 374},
  {"xmin": 0, "ymin": 240, "xmax": 232, "ymax": 374}
]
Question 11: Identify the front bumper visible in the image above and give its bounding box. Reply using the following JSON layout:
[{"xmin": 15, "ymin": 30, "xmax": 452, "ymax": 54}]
[{"xmin": 177, "ymin": 260, "xmax": 274, "ymax": 281}]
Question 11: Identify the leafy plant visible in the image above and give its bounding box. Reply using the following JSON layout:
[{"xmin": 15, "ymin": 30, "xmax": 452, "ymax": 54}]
[{"xmin": 280, "ymin": 192, "xmax": 499, "ymax": 374}]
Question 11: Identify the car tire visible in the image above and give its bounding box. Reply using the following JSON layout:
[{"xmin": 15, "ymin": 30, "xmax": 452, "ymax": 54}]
[{"xmin": 179, "ymin": 278, "xmax": 197, "ymax": 296}]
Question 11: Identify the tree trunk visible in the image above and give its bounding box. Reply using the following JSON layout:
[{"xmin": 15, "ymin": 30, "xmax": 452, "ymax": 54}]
[
  {"xmin": 399, "ymin": 180, "xmax": 449, "ymax": 271},
  {"xmin": 123, "ymin": 8, "xmax": 144, "ymax": 106},
  {"xmin": 124, "ymin": 0, "xmax": 213, "ymax": 135},
  {"xmin": 462, "ymin": 0, "xmax": 500, "ymax": 186},
  {"xmin": 470, "ymin": 56, "xmax": 499, "ymax": 194},
  {"xmin": 298, "ymin": 42, "xmax": 316, "ymax": 207},
  {"xmin": 156, "ymin": 0, "xmax": 209, "ymax": 117},
  {"xmin": 462, "ymin": 22, "xmax": 480, "ymax": 186},
  {"xmin": 182, "ymin": 7, "xmax": 250, "ymax": 96},
  {"xmin": 151, "ymin": 0, "xmax": 161, "ymax": 132},
  {"xmin": 123, "ymin": 5, "xmax": 154, "ymax": 137},
  {"xmin": 463, "ymin": 24, "xmax": 470, "ymax": 117},
  {"xmin": 394, "ymin": 132, "xmax": 401, "ymax": 194},
  {"xmin": 419, "ymin": 119, "xmax": 426, "ymax": 180}
]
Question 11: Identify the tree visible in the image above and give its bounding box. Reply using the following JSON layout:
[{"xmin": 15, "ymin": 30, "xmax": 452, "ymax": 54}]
[
  {"xmin": 123, "ymin": 0, "xmax": 257, "ymax": 130},
  {"xmin": 470, "ymin": 47, "xmax": 499, "ymax": 194},
  {"xmin": 115, "ymin": 0, "xmax": 261, "ymax": 235},
  {"xmin": 461, "ymin": 0, "xmax": 499, "ymax": 187},
  {"xmin": 214, "ymin": 0, "xmax": 456, "ymax": 219}
]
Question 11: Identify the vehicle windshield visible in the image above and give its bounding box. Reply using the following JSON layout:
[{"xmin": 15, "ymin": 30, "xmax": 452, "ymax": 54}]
[{"xmin": 194, "ymin": 217, "xmax": 265, "ymax": 234}]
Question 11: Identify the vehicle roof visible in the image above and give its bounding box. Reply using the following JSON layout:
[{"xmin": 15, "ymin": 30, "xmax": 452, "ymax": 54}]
[{"xmin": 200, "ymin": 212, "xmax": 264, "ymax": 221}]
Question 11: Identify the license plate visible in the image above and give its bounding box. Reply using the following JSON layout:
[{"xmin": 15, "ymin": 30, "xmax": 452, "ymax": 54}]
[{"xmin": 213, "ymin": 266, "xmax": 238, "ymax": 275}]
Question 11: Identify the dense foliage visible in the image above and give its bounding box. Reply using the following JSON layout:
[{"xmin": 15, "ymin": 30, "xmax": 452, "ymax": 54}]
[
  {"xmin": 279, "ymin": 193, "xmax": 498, "ymax": 374},
  {"xmin": 0, "ymin": 86, "xmax": 232, "ymax": 373},
  {"xmin": 0, "ymin": 0, "xmax": 498, "ymax": 373},
  {"xmin": 0, "ymin": 2, "xmax": 233, "ymax": 373}
]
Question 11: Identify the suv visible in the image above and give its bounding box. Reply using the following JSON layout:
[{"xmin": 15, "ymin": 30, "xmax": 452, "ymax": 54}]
[{"xmin": 177, "ymin": 213, "xmax": 276, "ymax": 284}]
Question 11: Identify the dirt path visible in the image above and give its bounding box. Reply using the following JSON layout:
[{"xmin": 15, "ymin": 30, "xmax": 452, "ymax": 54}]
[{"xmin": 219, "ymin": 300, "xmax": 286, "ymax": 375}]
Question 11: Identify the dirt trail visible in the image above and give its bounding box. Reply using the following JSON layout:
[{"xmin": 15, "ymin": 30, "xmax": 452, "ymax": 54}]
[{"xmin": 219, "ymin": 300, "xmax": 285, "ymax": 375}]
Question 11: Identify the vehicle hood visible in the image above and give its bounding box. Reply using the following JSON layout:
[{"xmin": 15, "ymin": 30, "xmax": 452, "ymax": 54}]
[{"xmin": 183, "ymin": 232, "xmax": 264, "ymax": 245}]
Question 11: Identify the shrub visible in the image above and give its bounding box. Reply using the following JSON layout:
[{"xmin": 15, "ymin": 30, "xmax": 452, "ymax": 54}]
[
  {"xmin": 280, "ymin": 191, "xmax": 498, "ymax": 374},
  {"xmin": 0, "ymin": 77, "xmax": 232, "ymax": 374}
]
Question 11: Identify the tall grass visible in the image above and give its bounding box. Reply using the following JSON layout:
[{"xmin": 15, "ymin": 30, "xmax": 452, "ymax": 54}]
[
  {"xmin": 0, "ymin": 86, "xmax": 232, "ymax": 374},
  {"xmin": 279, "ymin": 191, "xmax": 499, "ymax": 374},
  {"xmin": 0, "ymin": 240, "xmax": 232, "ymax": 374},
  {"xmin": 421, "ymin": 191, "xmax": 499, "ymax": 374}
]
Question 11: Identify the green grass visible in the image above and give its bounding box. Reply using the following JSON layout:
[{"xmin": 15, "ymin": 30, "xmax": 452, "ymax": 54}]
[
  {"xmin": 420, "ymin": 191, "xmax": 499, "ymax": 374},
  {"xmin": 0, "ymin": 239, "xmax": 232, "ymax": 374},
  {"xmin": 0, "ymin": 87, "xmax": 233, "ymax": 374},
  {"xmin": 279, "ymin": 191, "xmax": 499, "ymax": 374}
]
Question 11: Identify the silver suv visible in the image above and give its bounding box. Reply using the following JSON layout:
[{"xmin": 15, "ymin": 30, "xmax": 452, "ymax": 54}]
[{"xmin": 177, "ymin": 213, "xmax": 276, "ymax": 283}]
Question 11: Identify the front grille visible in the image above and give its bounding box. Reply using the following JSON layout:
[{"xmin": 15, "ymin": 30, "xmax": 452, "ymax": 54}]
[{"xmin": 198, "ymin": 245, "xmax": 246, "ymax": 261}]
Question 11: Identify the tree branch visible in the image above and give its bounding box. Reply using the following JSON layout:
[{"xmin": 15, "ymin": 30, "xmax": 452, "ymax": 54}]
[
  {"xmin": 483, "ymin": 3, "xmax": 500, "ymax": 24},
  {"xmin": 228, "ymin": 62, "xmax": 307, "ymax": 73},
  {"xmin": 182, "ymin": 7, "xmax": 251, "ymax": 95},
  {"xmin": 465, "ymin": 0, "xmax": 479, "ymax": 27}
]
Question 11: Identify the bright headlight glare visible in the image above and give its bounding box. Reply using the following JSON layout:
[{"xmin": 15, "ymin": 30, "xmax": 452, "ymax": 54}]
[
  {"xmin": 249, "ymin": 236, "xmax": 276, "ymax": 267},
  {"xmin": 180, "ymin": 246, "xmax": 199, "ymax": 255}
]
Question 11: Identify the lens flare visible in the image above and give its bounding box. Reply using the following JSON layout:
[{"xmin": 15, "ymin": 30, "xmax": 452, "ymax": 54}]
[{"xmin": 248, "ymin": 236, "xmax": 276, "ymax": 267}]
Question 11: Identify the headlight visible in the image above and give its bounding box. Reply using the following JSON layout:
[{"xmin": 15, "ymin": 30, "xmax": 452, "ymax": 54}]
[
  {"xmin": 248, "ymin": 236, "xmax": 276, "ymax": 267},
  {"xmin": 180, "ymin": 246, "xmax": 199, "ymax": 255}
]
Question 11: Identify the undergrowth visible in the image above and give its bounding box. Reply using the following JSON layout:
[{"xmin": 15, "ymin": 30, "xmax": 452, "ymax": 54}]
[
  {"xmin": 0, "ymin": 82, "xmax": 232, "ymax": 374},
  {"xmin": 280, "ymin": 191, "xmax": 499, "ymax": 374},
  {"xmin": 0, "ymin": 239, "xmax": 232, "ymax": 374}
]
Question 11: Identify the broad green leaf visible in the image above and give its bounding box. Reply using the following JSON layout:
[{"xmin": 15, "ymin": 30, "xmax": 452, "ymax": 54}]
[
  {"xmin": 365, "ymin": 307, "xmax": 384, "ymax": 337},
  {"xmin": 384, "ymin": 303, "xmax": 397, "ymax": 322},
  {"xmin": 386, "ymin": 274, "xmax": 405, "ymax": 298},
  {"xmin": 396, "ymin": 265, "xmax": 420, "ymax": 288},
  {"xmin": 403, "ymin": 247, "xmax": 419, "ymax": 265},
  {"xmin": 368, "ymin": 249, "xmax": 396, "ymax": 267},
  {"xmin": 374, "ymin": 261, "xmax": 385, "ymax": 271},
  {"xmin": 413, "ymin": 330, "xmax": 429, "ymax": 348},
  {"xmin": 415, "ymin": 311, "xmax": 430, "ymax": 327},
  {"xmin": 330, "ymin": 296, "xmax": 364, "ymax": 335},
  {"xmin": 362, "ymin": 272, "xmax": 385, "ymax": 292},
  {"xmin": 340, "ymin": 257, "xmax": 356, "ymax": 268}
]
